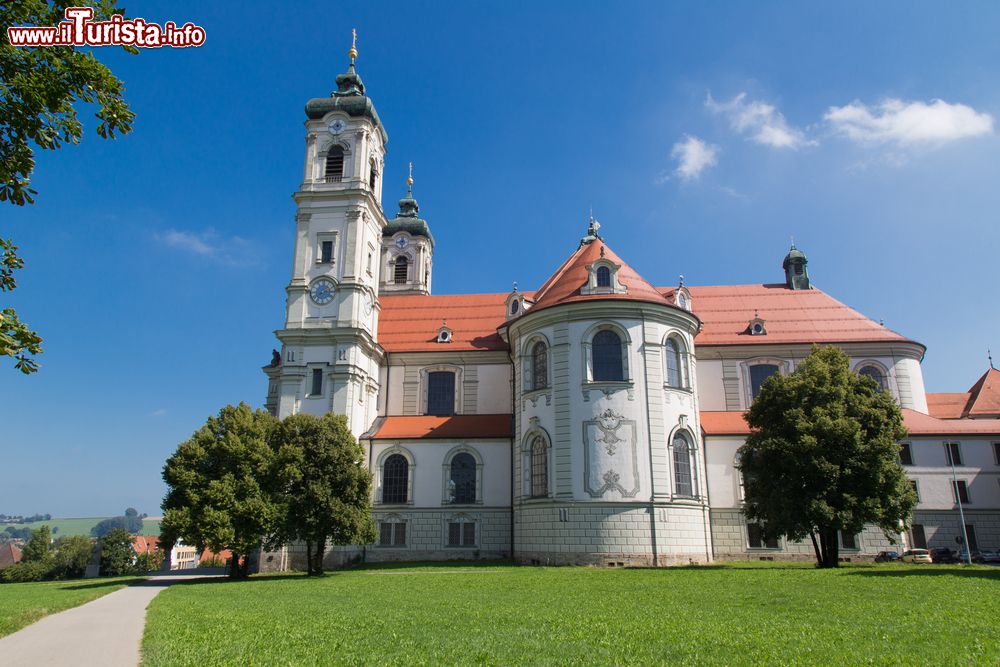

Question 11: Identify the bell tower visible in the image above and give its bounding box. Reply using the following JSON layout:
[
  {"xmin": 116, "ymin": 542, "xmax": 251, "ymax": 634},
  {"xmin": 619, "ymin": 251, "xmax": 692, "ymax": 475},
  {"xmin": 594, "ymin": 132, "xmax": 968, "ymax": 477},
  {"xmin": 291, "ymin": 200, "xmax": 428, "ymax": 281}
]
[
  {"xmin": 380, "ymin": 163, "xmax": 434, "ymax": 296},
  {"xmin": 782, "ymin": 242, "xmax": 810, "ymax": 290},
  {"xmin": 264, "ymin": 30, "xmax": 387, "ymax": 436}
]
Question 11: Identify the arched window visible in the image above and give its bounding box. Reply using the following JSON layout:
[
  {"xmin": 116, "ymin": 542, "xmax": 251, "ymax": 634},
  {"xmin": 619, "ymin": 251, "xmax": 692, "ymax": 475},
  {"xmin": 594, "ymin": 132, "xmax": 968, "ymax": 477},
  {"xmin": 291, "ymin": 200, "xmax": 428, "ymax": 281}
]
[
  {"xmin": 325, "ymin": 146, "xmax": 344, "ymax": 182},
  {"xmin": 382, "ymin": 454, "xmax": 408, "ymax": 504},
  {"xmin": 673, "ymin": 433, "xmax": 693, "ymax": 497},
  {"xmin": 592, "ymin": 330, "xmax": 624, "ymax": 381},
  {"xmin": 858, "ymin": 365, "xmax": 888, "ymax": 391},
  {"xmin": 531, "ymin": 342, "xmax": 548, "ymax": 390},
  {"xmin": 665, "ymin": 337, "xmax": 685, "ymax": 388},
  {"xmin": 394, "ymin": 256, "xmax": 408, "ymax": 284},
  {"xmin": 596, "ymin": 265, "xmax": 611, "ymax": 287},
  {"xmin": 369, "ymin": 163, "xmax": 378, "ymax": 190},
  {"xmin": 448, "ymin": 453, "xmax": 476, "ymax": 504},
  {"xmin": 530, "ymin": 436, "xmax": 548, "ymax": 498},
  {"xmin": 749, "ymin": 363, "xmax": 779, "ymax": 400}
]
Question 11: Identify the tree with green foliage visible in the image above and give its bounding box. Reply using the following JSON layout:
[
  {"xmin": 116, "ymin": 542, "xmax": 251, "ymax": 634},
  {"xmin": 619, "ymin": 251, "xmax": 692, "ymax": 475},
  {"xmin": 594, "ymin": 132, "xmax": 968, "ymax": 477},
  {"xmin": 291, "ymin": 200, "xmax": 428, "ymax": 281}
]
[
  {"xmin": 1, "ymin": 0, "xmax": 136, "ymax": 373},
  {"xmin": 91, "ymin": 511, "xmax": 143, "ymax": 537},
  {"xmin": 161, "ymin": 403, "xmax": 279, "ymax": 578},
  {"xmin": 270, "ymin": 413, "xmax": 377, "ymax": 576},
  {"xmin": 99, "ymin": 527, "xmax": 136, "ymax": 576},
  {"xmin": 738, "ymin": 346, "xmax": 917, "ymax": 568},
  {"xmin": 20, "ymin": 523, "xmax": 51, "ymax": 563},
  {"xmin": 135, "ymin": 549, "xmax": 163, "ymax": 573},
  {"xmin": 52, "ymin": 535, "xmax": 94, "ymax": 578}
]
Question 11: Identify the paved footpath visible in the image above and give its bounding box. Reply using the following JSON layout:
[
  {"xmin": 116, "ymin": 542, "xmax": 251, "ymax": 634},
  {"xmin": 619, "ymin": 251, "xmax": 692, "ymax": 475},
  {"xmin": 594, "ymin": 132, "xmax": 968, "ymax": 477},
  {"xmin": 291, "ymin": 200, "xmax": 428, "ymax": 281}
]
[{"xmin": 0, "ymin": 573, "xmax": 220, "ymax": 666}]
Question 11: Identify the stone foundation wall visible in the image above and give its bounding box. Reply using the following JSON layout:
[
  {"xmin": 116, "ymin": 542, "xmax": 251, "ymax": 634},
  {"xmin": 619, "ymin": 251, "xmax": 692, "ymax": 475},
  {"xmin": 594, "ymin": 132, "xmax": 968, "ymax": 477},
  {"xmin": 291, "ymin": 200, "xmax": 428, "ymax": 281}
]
[
  {"xmin": 513, "ymin": 502, "xmax": 712, "ymax": 566},
  {"xmin": 710, "ymin": 509, "xmax": 899, "ymax": 562},
  {"xmin": 913, "ymin": 510, "xmax": 1000, "ymax": 550}
]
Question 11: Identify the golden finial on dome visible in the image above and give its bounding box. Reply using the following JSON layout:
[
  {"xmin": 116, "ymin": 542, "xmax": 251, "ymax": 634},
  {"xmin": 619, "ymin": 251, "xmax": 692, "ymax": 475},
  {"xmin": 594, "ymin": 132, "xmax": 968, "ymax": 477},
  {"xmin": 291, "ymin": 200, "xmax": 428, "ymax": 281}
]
[
  {"xmin": 407, "ymin": 161, "xmax": 414, "ymax": 187},
  {"xmin": 348, "ymin": 28, "xmax": 358, "ymax": 62}
]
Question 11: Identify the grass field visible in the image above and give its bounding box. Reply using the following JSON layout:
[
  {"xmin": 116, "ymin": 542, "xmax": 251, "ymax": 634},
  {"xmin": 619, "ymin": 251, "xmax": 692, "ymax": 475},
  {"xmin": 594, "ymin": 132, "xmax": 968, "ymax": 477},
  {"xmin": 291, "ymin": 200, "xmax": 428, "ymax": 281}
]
[
  {"xmin": 141, "ymin": 561, "xmax": 1000, "ymax": 665},
  {"xmin": 2, "ymin": 517, "xmax": 161, "ymax": 537},
  {"xmin": 0, "ymin": 577, "xmax": 144, "ymax": 637}
]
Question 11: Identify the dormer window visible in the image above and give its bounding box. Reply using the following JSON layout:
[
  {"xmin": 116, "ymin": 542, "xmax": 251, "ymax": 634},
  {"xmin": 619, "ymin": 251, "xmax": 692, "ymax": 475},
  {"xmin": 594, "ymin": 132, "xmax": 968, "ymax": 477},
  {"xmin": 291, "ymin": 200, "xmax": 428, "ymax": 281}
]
[
  {"xmin": 674, "ymin": 282, "xmax": 692, "ymax": 312},
  {"xmin": 596, "ymin": 266, "xmax": 611, "ymax": 287},
  {"xmin": 581, "ymin": 259, "xmax": 628, "ymax": 296},
  {"xmin": 437, "ymin": 324, "xmax": 453, "ymax": 344},
  {"xmin": 749, "ymin": 313, "xmax": 767, "ymax": 336},
  {"xmin": 325, "ymin": 145, "xmax": 344, "ymax": 182},
  {"xmin": 510, "ymin": 300, "xmax": 520, "ymax": 315}
]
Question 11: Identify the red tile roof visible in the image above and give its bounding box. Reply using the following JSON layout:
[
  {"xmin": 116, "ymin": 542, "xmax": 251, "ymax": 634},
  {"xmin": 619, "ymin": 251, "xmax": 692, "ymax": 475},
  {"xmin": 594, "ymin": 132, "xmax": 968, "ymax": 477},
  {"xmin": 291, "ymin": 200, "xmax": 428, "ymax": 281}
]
[
  {"xmin": 663, "ymin": 284, "xmax": 915, "ymax": 347},
  {"xmin": 700, "ymin": 410, "xmax": 1000, "ymax": 437},
  {"xmin": 378, "ymin": 293, "xmax": 515, "ymax": 353},
  {"xmin": 131, "ymin": 535, "xmax": 159, "ymax": 554},
  {"xmin": 0, "ymin": 543, "xmax": 22, "ymax": 570},
  {"xmin": 965, "ymin": 368, "xmax": 1000, "ymax": 418},
  {"xmin": 199, "ymin": 549, "xmax": 232, "ymax": 564},
  {"xmin": 530, "ymin": 239, "xmax": 675, "ymax": 313},
  {"xmin": 925, "ymin": 368, "xmax": 1000, "ymax": 419},
  {"xmin": 369, "ymin": 414, "xmax": 513, "ymax": 440},
  {"xmin": 926, "ymin": 392, "xmax": 971, "ymax": 419}
]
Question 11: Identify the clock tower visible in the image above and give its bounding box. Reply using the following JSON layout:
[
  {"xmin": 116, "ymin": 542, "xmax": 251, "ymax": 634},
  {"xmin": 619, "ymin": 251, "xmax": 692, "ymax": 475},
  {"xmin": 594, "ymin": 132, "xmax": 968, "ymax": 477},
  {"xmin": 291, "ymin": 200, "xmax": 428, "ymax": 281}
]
[{"xmin": 264, "ymin": 31, "xmax": 386, "ymax": 437}]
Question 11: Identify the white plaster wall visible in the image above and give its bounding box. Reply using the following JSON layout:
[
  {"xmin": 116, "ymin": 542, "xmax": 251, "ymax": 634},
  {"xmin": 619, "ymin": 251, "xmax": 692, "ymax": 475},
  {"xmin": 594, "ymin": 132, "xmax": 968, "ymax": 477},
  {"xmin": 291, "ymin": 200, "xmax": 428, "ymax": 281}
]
[
  {"xmin": 371, "ymin": 440, "xmax": 511, "ymax": 508},
  {"xmin": 704, "ymin": 437, "xmax": 745, "ymax": 509},
  {"xmin": 477, "ymin": 364, "xmax": 512, "ymax": 413},
  {"xmin": 695, "ymin": 359, "xmax": 726, "ymax": 411},
  {"xmin": 894, "ymin": 356, "xmax": 928, "ymax": 413},
  {"xmin": 906, "ymin": 438, "xmax": 1000, "ymax": 510}
]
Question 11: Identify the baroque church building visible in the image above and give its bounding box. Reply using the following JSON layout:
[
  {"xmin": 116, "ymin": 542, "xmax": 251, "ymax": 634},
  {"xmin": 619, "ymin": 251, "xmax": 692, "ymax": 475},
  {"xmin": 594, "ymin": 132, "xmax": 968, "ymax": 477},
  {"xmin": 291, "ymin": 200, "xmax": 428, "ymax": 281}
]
[{"xmin": 261, "ymin": 42, "xmax": 1000, "ymax": 570}]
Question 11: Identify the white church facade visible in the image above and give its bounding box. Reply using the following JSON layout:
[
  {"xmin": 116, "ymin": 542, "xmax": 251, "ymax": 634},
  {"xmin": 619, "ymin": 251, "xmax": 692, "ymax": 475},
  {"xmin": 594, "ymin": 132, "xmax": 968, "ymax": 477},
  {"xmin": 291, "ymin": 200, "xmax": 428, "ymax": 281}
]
[{"xmin": 260, "ymin": 43, "xmax": 1000, "ymax": 569}]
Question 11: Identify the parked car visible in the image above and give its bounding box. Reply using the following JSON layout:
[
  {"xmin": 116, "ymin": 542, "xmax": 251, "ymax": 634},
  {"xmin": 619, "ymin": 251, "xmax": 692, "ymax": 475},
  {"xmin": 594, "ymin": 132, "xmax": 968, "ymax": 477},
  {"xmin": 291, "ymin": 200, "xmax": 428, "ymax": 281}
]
[
  {"xmin": 901, "ymin": 549, "xmax": 932, "ymax": 564},
  {"xmin": 930, "ymin": 547, "xmax": 959, "ymax": 564},
  {"xmin": 974, "ymin": 550, "xmax": 1000, "ymax": 564},
  {"xmin": 874, "ymin": 551, "xmax": 901, "ymax": 563},
  {"xmin": 957, "ymin": 549, "xmax": 981, "ymax": 563}
]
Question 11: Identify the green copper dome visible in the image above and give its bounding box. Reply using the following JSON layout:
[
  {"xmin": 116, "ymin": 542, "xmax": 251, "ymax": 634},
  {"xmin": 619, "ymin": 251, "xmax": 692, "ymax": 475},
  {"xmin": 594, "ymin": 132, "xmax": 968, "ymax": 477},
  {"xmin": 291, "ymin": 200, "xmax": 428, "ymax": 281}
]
[
  {"xmin": 304, "ymin": 61, "xmax": 387, "ymax": 143},
  {"xmin": 384, "ymin": 185, "xmax": 434, "ymax": 247}
]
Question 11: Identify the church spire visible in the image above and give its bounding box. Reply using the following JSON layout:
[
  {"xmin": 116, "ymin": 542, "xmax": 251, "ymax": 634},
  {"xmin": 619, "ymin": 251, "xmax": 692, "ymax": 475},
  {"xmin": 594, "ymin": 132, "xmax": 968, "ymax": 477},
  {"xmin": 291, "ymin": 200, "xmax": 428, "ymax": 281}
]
[
  {"xmin": 580, "ymin": 212, "xmax": 602, "ymax": 246},
  {"xmin": 334, "ymin": 28, "xmax": 365, "ymax": 96},
  {"xmin": 398, "ymin": 162, "xmax": 419, "ymax": 217}
]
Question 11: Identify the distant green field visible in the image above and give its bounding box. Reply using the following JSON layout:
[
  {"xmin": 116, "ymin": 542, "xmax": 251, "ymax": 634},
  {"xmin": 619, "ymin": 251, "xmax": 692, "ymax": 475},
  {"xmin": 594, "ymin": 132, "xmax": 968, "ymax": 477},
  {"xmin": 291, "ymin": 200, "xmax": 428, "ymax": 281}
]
[{"xmin": 2, "ymin": 517, "xmax": 161, "ymax": 537}]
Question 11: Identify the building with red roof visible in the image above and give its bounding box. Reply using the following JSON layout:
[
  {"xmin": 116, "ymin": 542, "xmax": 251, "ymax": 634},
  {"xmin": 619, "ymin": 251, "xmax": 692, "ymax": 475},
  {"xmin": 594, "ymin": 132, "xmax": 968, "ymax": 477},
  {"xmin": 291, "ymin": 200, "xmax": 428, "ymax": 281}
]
[{"xmin": 259, "ymin": 45, "xmax": 1000, "ymax": 569}]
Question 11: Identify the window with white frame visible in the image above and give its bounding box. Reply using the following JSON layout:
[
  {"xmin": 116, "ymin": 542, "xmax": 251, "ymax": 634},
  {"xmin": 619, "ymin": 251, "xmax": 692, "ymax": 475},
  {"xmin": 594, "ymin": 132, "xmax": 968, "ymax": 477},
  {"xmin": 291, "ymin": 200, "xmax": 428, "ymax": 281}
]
[
  {"xmin": 945, "ymin": 442, "xmax": 963, "ymax": 466},
  {"xmin": 381, "ymin": 454, "xmax": 409, "ymax": 504},
  {"xmin": 530, "ymin": 435, "xmax": 549, "ymax": 498},
  {"xmin": 749, "ymin": 363, "xmax": 780, "ymax": 400},
  {"xmin": 530, "ymin": 341, "xmax": 548, "ymax": 391},
  {"xmin": 378, "ymin": 518, "xmax": 406, "ymax": 546},
  {"xmin": 309, "ymin": 368, "xmax": 323, "ymax": 397},
  {"xmin": 898, "ymin": 442, "xmax": 914, "ymax": 466},
  {"xmin": 592, "ymin": 330, "xmax": 624, "ymax": 381},
  {"xmin": 839, "ymin": 530, "xmax": 857, "ymax": 550},
  {"xmin": 426, "ymin": 371, "xmax": 456, "ymax": 415},
  {"xmin": 448, "ymin": 452, "xmax": 477, "ymax": 504},
  {"xmin": 747, "ymin": 523, "xmax": 778, "ymax": 549},
  {"xmin": 672, "ymin": 432, "xmax": 695, "ymax": 497},
  {"xmin": 857, "ymin": 363, "xmax": 889, "ymax": 391},
  {"xmin": 325, "ymin": 145, "xmax": 344, "ymax": 181},
  {"xmin": 664, "ymin": 336, "xmax": 687, "ymax": 388},
  {"xmin": 446, "ymin": 517, "xmax": 476, "ymax": 547}
]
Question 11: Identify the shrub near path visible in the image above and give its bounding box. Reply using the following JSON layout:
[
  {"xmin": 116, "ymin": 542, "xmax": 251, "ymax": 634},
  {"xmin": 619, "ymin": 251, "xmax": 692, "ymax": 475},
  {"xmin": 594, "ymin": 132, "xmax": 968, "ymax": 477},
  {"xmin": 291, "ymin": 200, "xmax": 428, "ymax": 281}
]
[
  {"xmin": 141, "ymin": 563, "xmax": 1000, "ymax": 666},
  {"xmin": 0, "ymin": 577, "xmax": 143, "ymax": 637}
]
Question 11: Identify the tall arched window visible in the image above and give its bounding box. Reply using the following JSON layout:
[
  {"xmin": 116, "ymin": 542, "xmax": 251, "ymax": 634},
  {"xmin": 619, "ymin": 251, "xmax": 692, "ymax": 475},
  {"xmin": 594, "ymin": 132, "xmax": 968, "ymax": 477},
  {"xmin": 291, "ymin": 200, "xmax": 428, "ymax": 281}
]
[
  {"xmin": 749, "ymin": 363, "xmax": 779, "ymax": 400},
  {"xmin": 530, "ymin": 436, "xmax": 548, "ymax": 498},
  {"xmin": 858, "ymin": 365, "xmax": 888, "ymax": 391},
  {"xmin": 325, "ymin": 146, "xmax": 344, "ymax": 182},
  {"xmin": 382, "ymin": 454, "xmax": 408, "ymax": 504},
  {"xmin": 596, "ymin": 265, "xmax": 611, "ymax": 287},
  {"xmin": 592, "ymin": 330, "xmax": 624, "ymax": 381},
  {"xmin": 449, "ymin": 453, "xmax": 476, "ymax": 504},
  {"xmin": 665, "ymin": 337, "xmax": 684, "ymax": 388},
  {"xmin": 369, "ymin": 163, "xmax": 378, "ymax": 190},
  {"xmin": 394, "ymin": 256, "xmax": 408, "ymax": 284},
  {"xmin": 531, "ymin": 342, "xmax": 548, "ymax": 390},
  {"xmin": 673, "ymin": 433, "xmax": 693, "ymax": 497}
]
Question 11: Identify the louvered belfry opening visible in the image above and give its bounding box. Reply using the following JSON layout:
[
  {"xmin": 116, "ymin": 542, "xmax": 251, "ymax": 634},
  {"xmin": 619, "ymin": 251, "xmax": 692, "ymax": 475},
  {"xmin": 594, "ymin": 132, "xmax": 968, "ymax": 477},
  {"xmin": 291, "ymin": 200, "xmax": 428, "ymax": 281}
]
[
  {"xmin": 325, "ymin": 146, "xmax": 344, "ymax": 182},
  {"xmin": 394, "ymin": 256, "xmax": 408, "ymax": 284}
]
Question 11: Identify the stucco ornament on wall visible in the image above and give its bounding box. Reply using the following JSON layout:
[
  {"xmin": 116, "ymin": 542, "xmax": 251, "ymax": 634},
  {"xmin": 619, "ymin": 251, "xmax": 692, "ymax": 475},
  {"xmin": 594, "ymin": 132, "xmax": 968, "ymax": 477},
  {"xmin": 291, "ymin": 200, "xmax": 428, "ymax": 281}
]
[{"xmin": 583, "ymin": 409, "xmax": 639, "ymax": 498}]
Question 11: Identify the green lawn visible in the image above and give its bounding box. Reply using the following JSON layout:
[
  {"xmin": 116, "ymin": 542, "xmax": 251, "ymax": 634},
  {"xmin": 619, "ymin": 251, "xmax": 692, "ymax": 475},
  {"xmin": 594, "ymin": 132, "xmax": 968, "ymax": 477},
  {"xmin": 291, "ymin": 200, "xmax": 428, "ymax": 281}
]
[
  {"xmin": 0, "ymin": 577, "xmax": 144, "ymax": 637},
  {"xmin": 141, "ymin": 562, "xmax": 1000, "ymax": 665},
  {"xmin": 2, "ymin": 516, "xmax": 161, "ymax": 537}
]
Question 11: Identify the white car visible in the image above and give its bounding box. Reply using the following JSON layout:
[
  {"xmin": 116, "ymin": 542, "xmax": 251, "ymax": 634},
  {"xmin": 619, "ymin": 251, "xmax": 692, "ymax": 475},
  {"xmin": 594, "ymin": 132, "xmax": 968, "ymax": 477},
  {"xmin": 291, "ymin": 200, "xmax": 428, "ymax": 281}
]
[{"xmin": 901, "ymin": 549, "xmax": 932, "ymax": 564}]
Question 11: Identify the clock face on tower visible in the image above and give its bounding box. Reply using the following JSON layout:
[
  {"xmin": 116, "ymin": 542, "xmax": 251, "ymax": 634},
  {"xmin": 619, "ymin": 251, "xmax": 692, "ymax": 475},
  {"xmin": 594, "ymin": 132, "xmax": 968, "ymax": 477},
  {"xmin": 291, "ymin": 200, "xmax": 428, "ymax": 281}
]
[
  {"xmin": 310, "ymin": 278, "xmax": 336, "ymax": 305},
  {"xmin": 328, "ymin": 119, "xmax": 346, "ymax": 135},
  {"xmin": 363, "ymin": 292, "xmax": 374, "ymax": 315},
  {"xmin": 394, "ymin": 236, "xmax": 408, "ymax": 250}
]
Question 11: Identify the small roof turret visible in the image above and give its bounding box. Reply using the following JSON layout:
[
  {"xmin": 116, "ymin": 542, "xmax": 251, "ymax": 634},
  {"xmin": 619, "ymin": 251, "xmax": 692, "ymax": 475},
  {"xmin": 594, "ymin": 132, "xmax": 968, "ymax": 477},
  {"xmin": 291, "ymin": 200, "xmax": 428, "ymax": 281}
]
[{"xmin": 383, "ymin": 162, "xmax": 434, "ymax": 246}]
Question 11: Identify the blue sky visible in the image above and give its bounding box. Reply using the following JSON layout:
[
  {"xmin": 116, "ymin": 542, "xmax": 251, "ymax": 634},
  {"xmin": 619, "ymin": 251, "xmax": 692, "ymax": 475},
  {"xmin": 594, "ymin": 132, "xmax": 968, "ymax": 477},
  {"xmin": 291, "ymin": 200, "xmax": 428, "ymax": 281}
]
[{"xmin": 3, "ymin": 1, "xmax": 999, "ymax": 516}]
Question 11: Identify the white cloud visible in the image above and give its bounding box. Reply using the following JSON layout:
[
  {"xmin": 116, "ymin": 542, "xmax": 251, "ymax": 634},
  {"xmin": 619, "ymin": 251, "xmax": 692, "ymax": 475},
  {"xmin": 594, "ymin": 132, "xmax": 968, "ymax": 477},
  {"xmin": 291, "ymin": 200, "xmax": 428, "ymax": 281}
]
[
  {"xmin": 668, "ymin": 135, "xmax": 719, "ymax": 182},
  {"xmin": 150, "ymin": 408, "xmax": 167, "ymax": 417},
  {"xmin": 824, "ymin": 98, "xmax": 994, "ymax": 146},
  {"xmin": 155, "ymin": 228, "xmax": 260, "ymax": 267},
  {"xmin": 706, "ymin": 92, "xmax": 815, "ymax": 149}
]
